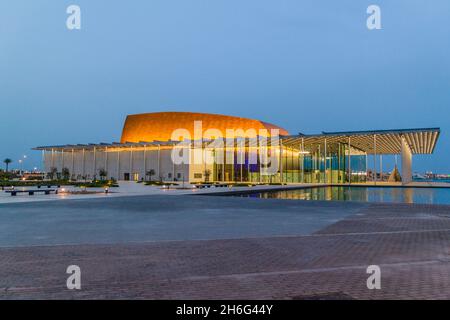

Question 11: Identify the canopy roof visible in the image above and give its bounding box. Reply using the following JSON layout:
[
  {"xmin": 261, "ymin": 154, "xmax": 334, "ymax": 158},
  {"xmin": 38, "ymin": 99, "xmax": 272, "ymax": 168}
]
[
  {"xmin": 281, "ymin": 127, "xmax": 440, "ymax": 154},
  {"xmin": 34, "ymin": 127, "xmax": 440, "ymax": 155}
]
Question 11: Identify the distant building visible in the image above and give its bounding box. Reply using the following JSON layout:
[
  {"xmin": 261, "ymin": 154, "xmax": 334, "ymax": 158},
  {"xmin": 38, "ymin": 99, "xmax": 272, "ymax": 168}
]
[{"xmin": 34, "ymin": 111, "xmax": 440, "ymax": 184}]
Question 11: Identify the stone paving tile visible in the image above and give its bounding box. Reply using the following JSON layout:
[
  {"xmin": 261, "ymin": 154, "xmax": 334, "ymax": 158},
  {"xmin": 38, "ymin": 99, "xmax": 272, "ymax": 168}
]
[
  {"xmin": 315, "ymin": 202, "xmax": 450, "ymax": 234},
  {"xmin": 1, "ymin": 202, "xmax": 450, "ymax": 299},
  {"xmin": 351, "ymin": 203, "xmax": 450, "ymax": 218},
  {"xmin": 2, "ymin": 259, "xmax": 450, "ymax": 300},
  {"xmin": 315, "ymin": 218, "xmax": 450, "ymax": 234}
]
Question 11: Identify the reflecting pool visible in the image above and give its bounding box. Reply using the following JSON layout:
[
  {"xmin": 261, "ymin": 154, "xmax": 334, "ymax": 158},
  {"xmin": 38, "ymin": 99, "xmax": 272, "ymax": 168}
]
[{"xmin": 234, "ymin": 186, "xmax": 450, "ymax": 205}]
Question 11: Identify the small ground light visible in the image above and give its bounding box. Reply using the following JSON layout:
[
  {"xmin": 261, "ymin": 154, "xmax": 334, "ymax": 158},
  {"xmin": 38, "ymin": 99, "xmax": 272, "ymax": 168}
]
[{"xmin": 104, "ymin": 187, "xmax": 109, "ymax": 194}]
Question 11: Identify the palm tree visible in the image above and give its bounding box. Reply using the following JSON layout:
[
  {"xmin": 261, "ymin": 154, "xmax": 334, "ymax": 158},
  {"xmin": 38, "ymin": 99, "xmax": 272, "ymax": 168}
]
[
  {"xmin": 48, "ymin": 167, "xmax": 57, "ymax": 180},
  {"xmin": 3, "ymin": 158, "xmax": 12, "ymax": 172},
  {"xmin": 99, "ymin": 168, "xmax": 108, "ymax": 181},
  {"xmin": 146, "ymin": 169, "xmax": 155, "ymax": 181},
  {"xmin": 61, "ymin": 167, "xmax": 70, "ymax": 180},
  {"xmin": 204, "ymin": 169, "xmax": 211, "ymax": 183}
]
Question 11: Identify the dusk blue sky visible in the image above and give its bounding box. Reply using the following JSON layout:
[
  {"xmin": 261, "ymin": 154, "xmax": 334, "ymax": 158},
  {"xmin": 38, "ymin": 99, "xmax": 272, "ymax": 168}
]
[{"xmin": 0, "ymin": 1, "xmax": 449, "ymax": 173}]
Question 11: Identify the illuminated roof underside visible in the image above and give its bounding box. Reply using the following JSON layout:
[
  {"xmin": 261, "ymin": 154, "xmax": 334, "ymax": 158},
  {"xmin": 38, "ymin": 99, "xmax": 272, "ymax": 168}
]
[
  {"xmin": 282, "ymin": 128, "xmax": 440, "ymax": 154},
  {"xmin": 34, "ymin": 128, "xmax": 440, "ymax": 155}
]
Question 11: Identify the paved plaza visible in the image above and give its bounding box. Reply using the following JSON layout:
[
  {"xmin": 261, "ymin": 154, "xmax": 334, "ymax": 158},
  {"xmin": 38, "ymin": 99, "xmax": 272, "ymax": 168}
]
[
  {"xmin": 0, "ymin": 181, "xmax": 323, "ymax": 204},
  {"xmin": 1, "ymin": 195, "xmax": 450, "ymax": 299}
]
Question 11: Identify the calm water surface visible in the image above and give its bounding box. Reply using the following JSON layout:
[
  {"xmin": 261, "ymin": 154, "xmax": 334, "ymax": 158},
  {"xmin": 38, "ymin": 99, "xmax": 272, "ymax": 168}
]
[{"xmin": 236, "ymin": 186, "xmax": 450, "ymax": 205}]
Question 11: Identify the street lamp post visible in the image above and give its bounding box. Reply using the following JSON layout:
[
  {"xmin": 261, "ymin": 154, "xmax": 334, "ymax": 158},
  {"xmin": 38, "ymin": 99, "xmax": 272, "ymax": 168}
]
[
  {"xmin": 19, "ymin": 160, "xmax": 23, "ymax": 176},
  {"xmin": 18, "ymin": 155, "xmax": 27, "ymax": 176}
]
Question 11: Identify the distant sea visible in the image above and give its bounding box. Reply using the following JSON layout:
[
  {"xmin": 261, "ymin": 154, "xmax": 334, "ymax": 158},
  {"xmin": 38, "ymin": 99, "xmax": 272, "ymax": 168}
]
[{"xmin": 413, "ymin": 178, "xmax": 450, "ymax": 183}]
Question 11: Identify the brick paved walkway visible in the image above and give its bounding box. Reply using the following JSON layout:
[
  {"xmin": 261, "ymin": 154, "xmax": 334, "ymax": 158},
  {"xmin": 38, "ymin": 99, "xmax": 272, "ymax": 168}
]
[{"xmin": 1, "ymin": 202, "xmax": 450, "ymax": 299}]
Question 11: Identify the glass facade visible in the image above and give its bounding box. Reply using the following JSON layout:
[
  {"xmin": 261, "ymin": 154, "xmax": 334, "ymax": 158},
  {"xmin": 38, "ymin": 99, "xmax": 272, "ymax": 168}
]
[{"xmin": 204, "ymin": 140, "xmax": 368, "ymax": 184}]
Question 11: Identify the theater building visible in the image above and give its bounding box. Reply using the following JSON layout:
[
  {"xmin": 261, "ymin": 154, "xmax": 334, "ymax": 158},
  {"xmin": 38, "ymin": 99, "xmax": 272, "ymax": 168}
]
[{"xmin": 34, "ymin": 112, "xmax": 440, "ymax": 184}]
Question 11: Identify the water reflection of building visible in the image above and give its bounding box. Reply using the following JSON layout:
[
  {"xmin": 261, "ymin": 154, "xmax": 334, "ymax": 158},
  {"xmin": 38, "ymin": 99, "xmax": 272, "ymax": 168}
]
[
  {"xmin": 34, "ymin": 112, "xmax": 440, "ymax": 184},
  {"xmin": 403, "ymin": 188, "xmax": 414, "ymax": 203}
]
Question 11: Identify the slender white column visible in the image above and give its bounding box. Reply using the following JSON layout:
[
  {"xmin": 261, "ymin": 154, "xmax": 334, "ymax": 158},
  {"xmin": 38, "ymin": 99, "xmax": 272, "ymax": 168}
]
[
  {"xmin": 143, "ymin": 145, "xmax": 147, "ymax": 179},
  {"xmin": 324, "ymin": 138, "xmax": 327, "ymax": 184},
  {"xmin": 301, "ymin": 138, "xmax": 304, "ymax": 183},
  {"xmin": 157, "ymin": 145, "xmax": 161, "ymax": 180},
  {"xmin": 247, "ymin": 147, "xmax": 250, "ymax": 182},
  {"xmin": 338, "ymin": 143, "xmax": 341, "ymax": 183},
  {"xmin": 82, "ymin": 148, "xmax": 86, "ymax": 177},
  {"xmin": 223, "ymin": 154, "xmax": 225, "ymax": 183},
  {"xmin": 71, "ymin": 149, "xmax": 75, "ymax": 177},
  {"xmin": 348, "ymin": 137, "xmax": 351, "ymax": 184},
  {"xmin": 93, "ymin": 147, "xmax": 97, "ymax": 178},
  {"xmin": 317, "ymin": 145, "xmax": 320, "ymax": 182},
  {"xmin": 104, "ymin": 147, "xmax": 108, "ymax": 174},
  {"xmin": 258, "ymin": 145, "xmax": 262, "ymax": 183},
  {"xmin": 373, "ymin": 135, "xmax": 377, "ymax": 184},
  {"xmin": 366, "ymin": 153, "xmax": 368, "ymax": 182},
  {"xmin": 240, "ymin": 146, "xmax": 243, "ymax": 182},
  {"xmin": 380, "ymin": 155, "xmax": 383, "ymax": 182},
  {"xmin": 117, "ymin": 150, "xmax": 120, "ymax": 180},
  {"xmin": 280, "ymin": 141, "xmax": 283, "ymax": 183},
  {"xmin": 401, "ymin": 136, "xmax": 412, "ymax": 184},
  {"xmin": 172, "ymin": 156, "xmax": 175, "ymax": 181},
  {"xmin": 129, "ymin": 147, "xmax": 133, "ymax": 179}
]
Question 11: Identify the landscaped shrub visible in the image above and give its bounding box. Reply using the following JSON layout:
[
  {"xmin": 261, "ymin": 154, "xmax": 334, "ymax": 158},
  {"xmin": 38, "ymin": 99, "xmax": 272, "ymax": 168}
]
[
  {"xmin": 73, "ymin": 180, "xmax": 119, "ymax": 188},
  {"xmin": 144, "ymin": 181, "xmax": 178, "ymax": 186}
]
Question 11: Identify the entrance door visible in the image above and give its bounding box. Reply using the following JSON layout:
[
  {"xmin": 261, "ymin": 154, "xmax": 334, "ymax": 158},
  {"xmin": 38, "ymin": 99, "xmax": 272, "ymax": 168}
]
[{"xmin": 123, "ymin": 173, "xmax": 130, "ymax": 181}]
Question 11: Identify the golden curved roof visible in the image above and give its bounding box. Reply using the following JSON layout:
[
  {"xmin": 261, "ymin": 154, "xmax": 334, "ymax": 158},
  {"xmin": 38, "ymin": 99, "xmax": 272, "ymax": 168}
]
[{"xmin": 120, "ymin": 112, "xmax": 289, "ymax": 143}]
